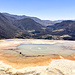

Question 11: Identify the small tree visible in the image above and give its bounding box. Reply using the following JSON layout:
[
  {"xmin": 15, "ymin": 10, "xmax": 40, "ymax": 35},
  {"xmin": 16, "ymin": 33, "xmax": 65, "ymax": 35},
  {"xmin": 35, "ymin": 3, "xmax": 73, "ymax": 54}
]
[{"xmin": 45, "ymin": 36, "xmax": 53, "ymax": 40}]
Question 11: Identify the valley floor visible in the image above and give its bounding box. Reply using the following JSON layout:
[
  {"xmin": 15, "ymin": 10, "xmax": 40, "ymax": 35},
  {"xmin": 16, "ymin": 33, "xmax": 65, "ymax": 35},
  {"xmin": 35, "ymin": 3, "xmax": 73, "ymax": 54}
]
[{"xmin": 0, "ymin": 39, "xmax": 75, "ymax": 75}]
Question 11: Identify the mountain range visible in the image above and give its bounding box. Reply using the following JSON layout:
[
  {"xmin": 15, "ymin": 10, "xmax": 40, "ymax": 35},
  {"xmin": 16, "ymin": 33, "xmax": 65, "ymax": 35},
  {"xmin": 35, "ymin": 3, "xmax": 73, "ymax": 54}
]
[
  {"xmin": 0, "ymin": 13, "xmax": 19, "ymax": 39},
  {"xmin": 3, "ymin": 13, "xmax": 62, "ymax": 26},
  {"xmin": 47, "ymin": 20, "xmax": 75, "ymax": 40},
  {"xmin": 0, "ymin": 12, "xmax": 75, "ymax": 40}
]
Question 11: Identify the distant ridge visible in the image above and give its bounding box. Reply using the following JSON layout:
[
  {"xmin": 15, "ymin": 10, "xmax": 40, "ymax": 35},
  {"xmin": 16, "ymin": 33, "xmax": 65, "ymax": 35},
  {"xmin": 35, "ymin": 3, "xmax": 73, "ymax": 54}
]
[
  {"xmin": 0, "ymin": 13, "xmax": 50, "ymax": 39},
  {"xmin": 47, "ymin": 20, "xmax": 75, "ymax": 40},
  {"xmin": 0, "ymin": 12, "xmax": 75, "ymax": 40},
  {"xmin": 13, "ymin": 18, "xmax": 45, "ymax": 31},
  {"xmin": 3, "ymin": 13, "xmax": 62, "ymax": 26}
]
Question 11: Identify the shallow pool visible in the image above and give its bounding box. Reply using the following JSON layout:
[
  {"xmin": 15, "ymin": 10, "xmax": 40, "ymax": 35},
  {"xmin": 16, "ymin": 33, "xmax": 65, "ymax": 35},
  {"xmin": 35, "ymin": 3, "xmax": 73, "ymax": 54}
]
[{"xmin": 17, "ymin": 43, "xmax": 75, "ymax": 56}]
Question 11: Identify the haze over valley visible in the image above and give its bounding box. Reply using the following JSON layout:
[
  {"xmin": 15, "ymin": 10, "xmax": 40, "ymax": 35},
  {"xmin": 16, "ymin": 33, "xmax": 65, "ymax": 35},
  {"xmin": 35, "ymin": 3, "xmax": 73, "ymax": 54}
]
[{"xmin": 0, "ymin": 12, "xmax": 75, "ymax": 40}]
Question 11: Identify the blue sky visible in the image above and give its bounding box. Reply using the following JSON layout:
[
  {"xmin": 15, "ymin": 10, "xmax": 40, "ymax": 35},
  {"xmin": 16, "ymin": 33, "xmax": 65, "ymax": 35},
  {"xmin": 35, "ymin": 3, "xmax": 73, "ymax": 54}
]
[{"xmin": 0, "ymin": 0, "xmax": 75, "ymax": 20}]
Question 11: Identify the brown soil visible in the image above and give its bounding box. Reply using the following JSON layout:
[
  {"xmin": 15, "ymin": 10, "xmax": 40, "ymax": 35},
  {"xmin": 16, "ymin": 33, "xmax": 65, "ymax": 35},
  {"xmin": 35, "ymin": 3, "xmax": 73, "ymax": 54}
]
[
  {"xmin": 0, "ymin": 39, "xmax": 75, "ymax": 69},
  {"xmin": 0, "ymin": 51, "xmax": 75, "ymax": 69}
]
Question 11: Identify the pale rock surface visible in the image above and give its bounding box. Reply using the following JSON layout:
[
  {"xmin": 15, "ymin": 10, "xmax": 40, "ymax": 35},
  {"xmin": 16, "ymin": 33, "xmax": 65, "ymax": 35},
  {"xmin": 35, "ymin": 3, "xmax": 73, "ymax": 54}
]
[{"xmin": 0, "ymin": 59, "xmax": 75, "ymax": 75}]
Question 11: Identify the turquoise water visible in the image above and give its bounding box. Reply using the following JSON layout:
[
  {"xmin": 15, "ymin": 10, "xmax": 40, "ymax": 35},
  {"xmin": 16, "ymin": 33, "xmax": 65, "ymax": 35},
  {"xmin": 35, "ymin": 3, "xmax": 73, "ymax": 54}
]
[{"xmin": 17, "ymin": 44, "xmax": 75, "ymax": 56}]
